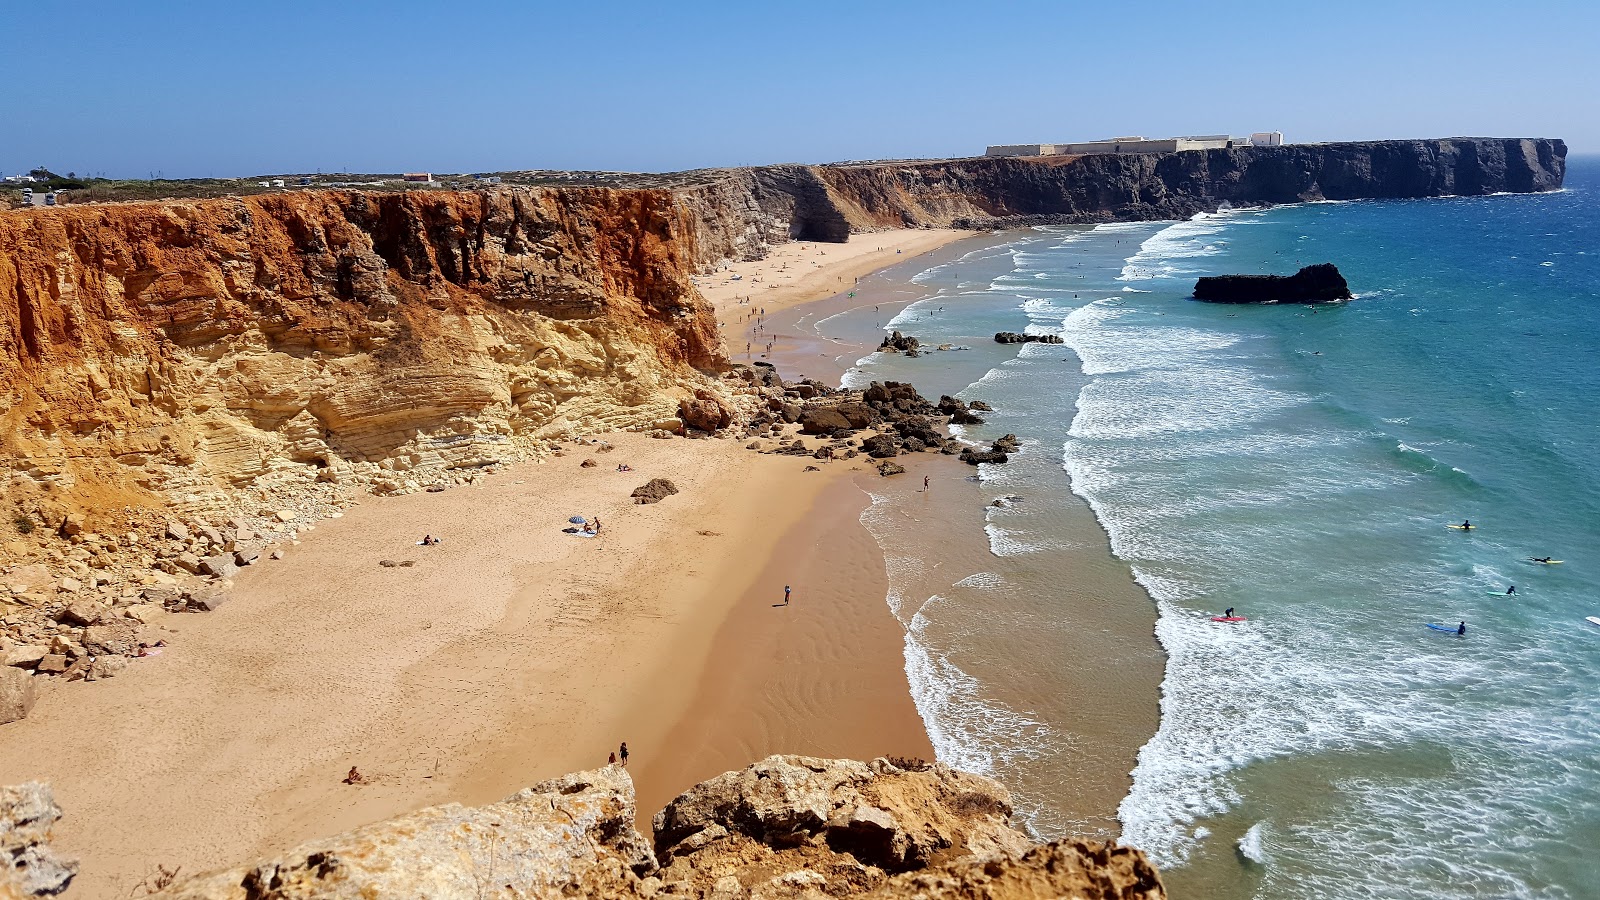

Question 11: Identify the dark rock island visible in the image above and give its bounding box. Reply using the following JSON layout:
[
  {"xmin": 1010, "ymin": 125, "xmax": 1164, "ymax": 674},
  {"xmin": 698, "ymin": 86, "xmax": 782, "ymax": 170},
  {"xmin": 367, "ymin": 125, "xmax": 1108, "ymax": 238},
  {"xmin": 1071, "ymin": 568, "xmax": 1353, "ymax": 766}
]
[{"xmin": 1193, "ymin": 263, "xmax": 1353, "ymax": 304}]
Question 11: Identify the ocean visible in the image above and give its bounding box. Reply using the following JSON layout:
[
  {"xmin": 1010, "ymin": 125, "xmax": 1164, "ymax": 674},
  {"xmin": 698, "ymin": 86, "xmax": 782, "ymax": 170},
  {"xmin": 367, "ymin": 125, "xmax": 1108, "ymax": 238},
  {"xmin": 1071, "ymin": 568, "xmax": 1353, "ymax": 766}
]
[{"xmin": 824, "ymin": 156, "xmax": 1600, "ymax": 900}]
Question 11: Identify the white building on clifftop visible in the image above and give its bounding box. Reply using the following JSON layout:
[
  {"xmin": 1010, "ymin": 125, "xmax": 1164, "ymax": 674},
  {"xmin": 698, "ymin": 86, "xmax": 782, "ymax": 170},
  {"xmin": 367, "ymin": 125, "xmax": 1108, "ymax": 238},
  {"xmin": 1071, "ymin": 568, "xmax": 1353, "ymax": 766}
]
[{"xmin": 986, "ymin": 132, "xmax": 1285, "ymax": 158}]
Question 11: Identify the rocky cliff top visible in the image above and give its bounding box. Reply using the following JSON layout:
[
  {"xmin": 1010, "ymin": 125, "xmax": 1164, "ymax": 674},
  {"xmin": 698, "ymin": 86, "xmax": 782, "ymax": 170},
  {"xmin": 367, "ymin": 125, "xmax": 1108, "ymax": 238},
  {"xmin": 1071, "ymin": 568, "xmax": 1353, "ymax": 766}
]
[{"xmin": 113, "ymin": 755, "xmax": 1163, "ymax": 900}]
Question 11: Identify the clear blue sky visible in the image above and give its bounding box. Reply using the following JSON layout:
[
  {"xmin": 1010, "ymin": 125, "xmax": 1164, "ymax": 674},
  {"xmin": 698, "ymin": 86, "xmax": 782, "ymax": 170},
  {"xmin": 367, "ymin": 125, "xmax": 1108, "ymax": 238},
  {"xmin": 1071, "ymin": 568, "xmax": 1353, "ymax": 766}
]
[{"xmin": 4, "ymin": 0, "xmax": 1593, "ymax": 178}]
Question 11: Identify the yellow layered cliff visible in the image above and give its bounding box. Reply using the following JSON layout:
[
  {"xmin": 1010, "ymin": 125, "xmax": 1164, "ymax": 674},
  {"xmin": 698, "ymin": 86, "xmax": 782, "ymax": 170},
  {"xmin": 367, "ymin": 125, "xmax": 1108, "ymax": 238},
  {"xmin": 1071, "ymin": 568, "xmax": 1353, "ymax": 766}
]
[{"xmin": 0, "ymin": 188, "xmax": 730, "ymax": 528}]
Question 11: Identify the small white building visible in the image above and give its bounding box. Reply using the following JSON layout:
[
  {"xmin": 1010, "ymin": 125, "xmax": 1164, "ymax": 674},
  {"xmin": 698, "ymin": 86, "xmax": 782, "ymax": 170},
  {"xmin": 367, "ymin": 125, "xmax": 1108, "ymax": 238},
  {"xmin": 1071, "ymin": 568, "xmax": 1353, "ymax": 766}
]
[{"xmin": 1250, "ymin": 132, "xmax": 1284, "ymax": 146}]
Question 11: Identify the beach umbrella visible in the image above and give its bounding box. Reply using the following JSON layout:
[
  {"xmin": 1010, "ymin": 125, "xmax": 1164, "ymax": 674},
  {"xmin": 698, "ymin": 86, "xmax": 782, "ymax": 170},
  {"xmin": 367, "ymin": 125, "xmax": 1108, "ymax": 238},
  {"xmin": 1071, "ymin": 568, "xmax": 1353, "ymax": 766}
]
[{"xmin": 569, "ymin": 515, "xmax": 587, "ymax": 524}]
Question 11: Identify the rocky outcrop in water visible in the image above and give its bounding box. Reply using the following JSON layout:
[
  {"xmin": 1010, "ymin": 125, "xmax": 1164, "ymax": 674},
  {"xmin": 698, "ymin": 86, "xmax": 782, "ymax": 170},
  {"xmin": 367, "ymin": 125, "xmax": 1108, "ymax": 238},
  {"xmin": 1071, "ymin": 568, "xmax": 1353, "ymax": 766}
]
[
  {"xmin": 145, "ymin": 756, "xmax": 1167, "ymax": 900},
  {"xmin": 1193, "ymin": 263, "xmax": 1354, "ymax": 303},
  {"xmin": 993, "ymin": 332, "xmax": 1063, "ymax": 345}
]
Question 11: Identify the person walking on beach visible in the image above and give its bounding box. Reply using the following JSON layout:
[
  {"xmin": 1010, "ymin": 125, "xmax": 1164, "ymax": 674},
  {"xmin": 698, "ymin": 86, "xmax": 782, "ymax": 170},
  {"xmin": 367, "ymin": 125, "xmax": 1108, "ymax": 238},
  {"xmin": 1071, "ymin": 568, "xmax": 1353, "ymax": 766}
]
[
  {"xmin": 784, "ymin": 585, "xmax": 792, "ymax": 605},
  {"xmin": 609, "ymin": 751, "xmax": 616, "ymax": 765},
  {"xmin": 923, "ymin": 475, "xmax": 930, "ymax": 492},
  {"xmin": 619, "ymin": 742, "xmax": 629, "ymax": 766}
]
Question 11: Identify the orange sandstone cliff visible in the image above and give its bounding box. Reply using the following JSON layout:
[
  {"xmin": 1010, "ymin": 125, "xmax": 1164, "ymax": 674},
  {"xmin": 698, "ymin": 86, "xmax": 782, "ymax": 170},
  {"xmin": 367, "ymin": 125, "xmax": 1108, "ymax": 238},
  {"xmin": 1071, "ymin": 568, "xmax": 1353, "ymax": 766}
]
[{"xmin": 0, "ymin": 188, "xmax": 732, "ymax": 531}]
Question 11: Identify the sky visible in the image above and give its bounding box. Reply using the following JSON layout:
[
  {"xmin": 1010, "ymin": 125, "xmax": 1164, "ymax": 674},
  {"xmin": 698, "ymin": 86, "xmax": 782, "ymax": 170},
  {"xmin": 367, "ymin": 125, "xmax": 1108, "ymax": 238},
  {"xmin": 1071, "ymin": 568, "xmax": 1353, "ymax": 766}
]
[{"xmin": 3, "ymin": 0, "xmax": 1594, "ymax": 179}]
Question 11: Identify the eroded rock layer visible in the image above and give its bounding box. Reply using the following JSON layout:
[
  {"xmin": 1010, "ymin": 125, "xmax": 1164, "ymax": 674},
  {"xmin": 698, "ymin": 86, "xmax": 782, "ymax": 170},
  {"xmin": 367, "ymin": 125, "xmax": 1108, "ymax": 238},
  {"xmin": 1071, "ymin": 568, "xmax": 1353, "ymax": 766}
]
[
  {"xmin": 0, "ymin": 188, "xmax": 730, "ymax": 526},
  {"xmin": 144, "ymin": 756, "xmax": 1167, "ymax": 900}
]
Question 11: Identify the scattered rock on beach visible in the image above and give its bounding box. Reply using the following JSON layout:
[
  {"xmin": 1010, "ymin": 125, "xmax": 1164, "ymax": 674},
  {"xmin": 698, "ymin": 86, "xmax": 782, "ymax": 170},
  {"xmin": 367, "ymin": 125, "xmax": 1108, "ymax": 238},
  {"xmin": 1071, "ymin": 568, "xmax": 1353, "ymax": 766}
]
[
  {"xmin": 580, "ymin": 458, "xmax": 598, "ymax": 468},
  {"xmin": 631, "ymin": 478, "xmax": 680, "ymax": 504},
  {"xmin": 799, "ymin": 407, "xmax": 852, "ymax": 435},
  {"xmin": 0, "ymin": 782, "xmax": 78, "ymax": 894},
  {"xmin": 877, "ymin": 461, "xmax": 906, "ymax": 477},
  {"xmin": 0, "ymin": 668, "xmax": 39, "ymax": 724},
  {"xmin": 861, "ymin": 434, "xmax": 900, "ymax": 459}
]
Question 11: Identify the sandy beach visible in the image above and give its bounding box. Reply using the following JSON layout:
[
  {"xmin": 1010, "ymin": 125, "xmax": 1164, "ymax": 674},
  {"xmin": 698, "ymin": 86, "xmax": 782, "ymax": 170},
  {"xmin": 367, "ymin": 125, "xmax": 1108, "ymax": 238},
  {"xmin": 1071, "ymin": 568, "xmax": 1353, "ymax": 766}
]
[
  {"xmin": 696, "ymin": 229, "xmax": 967, "ymax": 359},
  {"xmin": 0, "ymin": 232, "xmax": 964, "ymax": 898}
]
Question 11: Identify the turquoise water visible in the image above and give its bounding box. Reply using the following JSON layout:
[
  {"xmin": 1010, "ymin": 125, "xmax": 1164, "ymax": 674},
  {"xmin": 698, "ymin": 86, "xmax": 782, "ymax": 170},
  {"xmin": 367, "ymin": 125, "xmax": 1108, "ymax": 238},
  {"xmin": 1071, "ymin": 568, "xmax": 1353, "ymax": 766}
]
[{"xmin": 845, "ymin": 158, "xmax": 1600, "ymax": 899}]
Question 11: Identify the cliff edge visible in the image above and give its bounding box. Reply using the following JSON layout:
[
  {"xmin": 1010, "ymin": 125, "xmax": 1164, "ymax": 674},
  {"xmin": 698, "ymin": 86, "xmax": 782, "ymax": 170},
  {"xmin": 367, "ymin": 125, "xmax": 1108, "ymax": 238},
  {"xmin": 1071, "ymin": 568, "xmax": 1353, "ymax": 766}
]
[{"xmin": 131, "ymin": 756, "xmax": 1164, "ymax": 900}]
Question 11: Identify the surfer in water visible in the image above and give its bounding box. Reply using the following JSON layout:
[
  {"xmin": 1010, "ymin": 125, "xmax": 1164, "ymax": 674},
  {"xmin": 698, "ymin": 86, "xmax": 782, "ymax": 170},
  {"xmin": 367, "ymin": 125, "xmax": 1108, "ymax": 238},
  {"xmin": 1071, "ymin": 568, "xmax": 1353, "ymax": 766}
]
[
  {"xmin": 1457, "ymin": 621, "xmax": 1468, "ymax": 636},
  {"xmin": 1506, "ymin": 585, "xmax": 1516, "ymax": 596},
  {"xmin": 1459, "ymin": 520, "xmax": 1473, "ymax": 530},
  {"xmin": 1530, "ymin": 556, "xmax": 1554, "ymax": 563},
  {"xmin": 1224, "ymin": 608, "xmax": 1235, "ymax": 619}
]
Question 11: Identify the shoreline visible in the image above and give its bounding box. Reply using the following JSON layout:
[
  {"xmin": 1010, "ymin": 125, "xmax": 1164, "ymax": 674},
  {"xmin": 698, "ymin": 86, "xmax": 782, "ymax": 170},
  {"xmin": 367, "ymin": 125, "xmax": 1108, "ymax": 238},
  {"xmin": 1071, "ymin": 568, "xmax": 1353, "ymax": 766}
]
[
  {"xmin": 748, "ymin": 226, "xmax": 1166, "ymax": 838},
  {"xmin": 0, "ymin": 225, "xmax": 1160, "ymax": 895},
  {"xmin": 0, "ymin": 230, "xmax": 958, "ymax": 897}
]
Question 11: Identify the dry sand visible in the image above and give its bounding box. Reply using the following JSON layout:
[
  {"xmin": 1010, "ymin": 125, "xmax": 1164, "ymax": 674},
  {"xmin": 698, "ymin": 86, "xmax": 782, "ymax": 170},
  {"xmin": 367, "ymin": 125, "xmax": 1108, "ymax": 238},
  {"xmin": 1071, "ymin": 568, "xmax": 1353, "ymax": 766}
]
[{"xmin": 0, "ymin": 233, "xmax": 960, "ymax": 898}]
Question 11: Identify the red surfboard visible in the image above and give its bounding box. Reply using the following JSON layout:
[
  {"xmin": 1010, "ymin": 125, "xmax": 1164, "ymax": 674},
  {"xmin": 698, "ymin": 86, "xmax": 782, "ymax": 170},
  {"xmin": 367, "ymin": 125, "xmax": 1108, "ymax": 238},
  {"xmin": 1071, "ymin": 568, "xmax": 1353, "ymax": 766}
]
[{"xmin": 1212, "ymin": 616, "xmax": 1247, "ymax": 622}]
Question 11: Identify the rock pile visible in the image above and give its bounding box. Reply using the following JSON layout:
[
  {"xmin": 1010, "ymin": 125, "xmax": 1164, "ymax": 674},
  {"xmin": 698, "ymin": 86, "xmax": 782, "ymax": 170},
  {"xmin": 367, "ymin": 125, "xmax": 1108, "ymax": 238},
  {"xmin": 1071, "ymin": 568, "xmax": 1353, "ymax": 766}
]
[
  {"xmin": 134, "ymin": 755, "xmax": 1165, "ymax": 900},
  {"xmin": 876, "ymin": 332, "xmax": 920, "ymax": 356},
  {"xmin": 632, "ymin": 479, "xmax": 681, "ymax": 505},
  {"xmin": 993, "ymin": 332, "xmax": 1064, "ymax": 345}
]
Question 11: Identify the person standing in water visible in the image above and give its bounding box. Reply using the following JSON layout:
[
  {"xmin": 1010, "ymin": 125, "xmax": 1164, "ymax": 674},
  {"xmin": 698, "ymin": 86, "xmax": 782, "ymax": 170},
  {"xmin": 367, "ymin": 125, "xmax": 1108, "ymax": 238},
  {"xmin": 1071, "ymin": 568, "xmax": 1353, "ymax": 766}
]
[
  {"xmin": 1460, "ymin": 520, "xmax": 1473, "ymax": 530},
  {"xmin": 1457, "ymin": 621, "xmax": 1467, "ymax": 636},
  {"xmin": 923, "ymin": 475, "xmax": 930, "ymax": 492}
]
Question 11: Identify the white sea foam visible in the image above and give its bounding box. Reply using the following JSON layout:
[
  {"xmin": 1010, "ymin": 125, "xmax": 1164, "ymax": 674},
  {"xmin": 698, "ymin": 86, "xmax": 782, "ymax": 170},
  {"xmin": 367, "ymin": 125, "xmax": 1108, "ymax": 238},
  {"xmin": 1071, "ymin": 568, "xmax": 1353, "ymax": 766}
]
[
  {"xmin": 1238, "ymin": 822, "xmax": 1268, "ymax": 864},
  {"xmin": 1118, "ymin": 213, "xmax": 1245, "ymax": 282},
  {"xmin": 953, "ymin": 571, "xmax": 1005, "ymax": 590}
]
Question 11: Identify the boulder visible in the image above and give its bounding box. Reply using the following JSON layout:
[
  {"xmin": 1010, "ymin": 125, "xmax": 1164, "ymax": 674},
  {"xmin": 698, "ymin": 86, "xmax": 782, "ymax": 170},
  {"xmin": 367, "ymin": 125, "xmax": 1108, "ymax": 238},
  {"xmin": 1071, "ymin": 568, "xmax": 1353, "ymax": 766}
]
[
  {"xmin": 80, "ymin": 621, "xmax": 140, "ymax": 656},
  {"xmin": 0, "ymin": 669, "xmax": 37, "ymax": 725},
  {"xmin": 198, "ymin": 555, "xmax": 237, "ymax": 579},
  {"xmin": 150, "ymin": 767, "xmax": 653, "ymax": 900},
  {"xmin": 799, "ymin": 407, "xmax": 852, "ymax": 436},
  {"xmin": 58, "ymin": 514, "xmax": 85, "ymax": 537},
  {"xmin": 233, "ymin": 544, "xmax": 262, "ymax": 567},
  {"xmin": 679, "ymin": 390, "xmax": 732, "ymax": 433},
  {"xmin": 35, "ymin": 655, "xmax": 68, "ymax": 676},
  {"xmin": 836, "ymin": 402, "xmax": 873, "ymax": 429},
  {"xmin": 3, "ymin": 647, "xmax": 47, "ymax": 669},
  {"xmin": 1193, "ymin": 263, "xmax": 1353, "ymax": 303},
  {"xmin": 189, "ymin": 591, "xmax": 229, "ymax": 612},
  {"xmin": 173, "ymin": 552, "xmax": 203, "ymax": 575},
  {"xmin": 0, "ymin": 782, "xmax": 78, "ymax": 896},
  {"xmin": 860, "ymin": 435, "xmax": 899, "ymax": 459},
  {"xmin": 877, "ymin": 462, "xmax": 906, "ymax": 477},
  {"xmin": 89, "ymin": 655, "xmax": 129, "ymax": 680},
  {"xmin": 54, "ymin": 599, "xmax": 106, "ymax": 627},
  {"xmin": 580, "ymin": 458, "xmax": 598, "ymax": 468},
  {"xmin": 631, "ymin": 479, "xmax": 680, "ymax": 505}
]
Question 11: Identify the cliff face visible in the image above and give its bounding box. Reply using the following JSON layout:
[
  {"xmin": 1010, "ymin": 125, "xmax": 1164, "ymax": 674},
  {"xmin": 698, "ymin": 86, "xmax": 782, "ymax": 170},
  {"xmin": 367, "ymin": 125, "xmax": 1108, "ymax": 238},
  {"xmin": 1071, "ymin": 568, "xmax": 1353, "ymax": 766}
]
[
  {"xmin": 0, "ymin": 189, "xmax": 728, "ymax": 528},
  {"xmin": 144, "ymin": 756, "xmax": 1167, "ymax": 900},
  {"xmin": 0, "ymin": 136, "xmax": 1565, "ymax": 555},
  {"xmin": 777, "ymin": 137, "xmax": 1568, "ymax": 229}
]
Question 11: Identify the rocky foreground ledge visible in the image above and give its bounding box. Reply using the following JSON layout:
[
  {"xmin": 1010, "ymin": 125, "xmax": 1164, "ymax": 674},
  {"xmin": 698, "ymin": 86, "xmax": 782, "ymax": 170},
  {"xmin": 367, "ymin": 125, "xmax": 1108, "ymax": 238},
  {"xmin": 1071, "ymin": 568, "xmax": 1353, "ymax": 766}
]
[{"xmin": 3, "ymin": 756, "xmax": 1165, "ymax": 900}]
